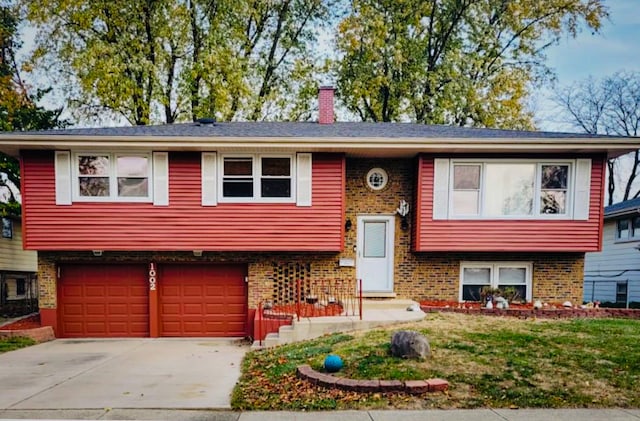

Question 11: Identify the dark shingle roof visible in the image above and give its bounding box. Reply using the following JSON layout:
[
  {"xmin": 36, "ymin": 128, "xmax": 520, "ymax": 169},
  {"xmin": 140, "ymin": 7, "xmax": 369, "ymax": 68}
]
[
  {"xmin": 8, "ymin": 121, "xmax": 623, "ymax": 139},
  {"xmin": 605, "ymin": 197, "xmax": 640, "ymax": 218}
]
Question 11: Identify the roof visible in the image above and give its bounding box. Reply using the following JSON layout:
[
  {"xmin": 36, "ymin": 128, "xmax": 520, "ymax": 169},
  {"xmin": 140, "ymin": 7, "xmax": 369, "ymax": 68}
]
[
  {"xmin": 0, "ymin": 121, "xmax": 638, "ymax": 158},
  {"xmin": 2, "ymin": 121, "xmax": 625, "ymax": 138},
  {"xmin": 604, "ymin": 197, "xmax": 640, "ymax": 219}
]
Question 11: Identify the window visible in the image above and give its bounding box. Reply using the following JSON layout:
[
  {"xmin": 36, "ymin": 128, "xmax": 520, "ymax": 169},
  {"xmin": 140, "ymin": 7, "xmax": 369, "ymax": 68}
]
[
  {"xmin": 16, "ymin": 278, "xmax": 26, "ymax": 297},
  {"xmin": 460, "ymin": 262, "xmax": 532, "ymax": 302},
  {"xmin": 73, "ymin": 153, "xmax": 152, "ymax": 202},
  {"xmin": 617, "ymin": 219, "xmax": 630, "ymax": 240},
  {"xmin": 450, "ymin": 161, "xmax": 571, "ymax": 218},
  {"xmin": 615, "ymin": 216, "xmax": 640, "ymax": 241},
  {"xmin": 452, "ymin": 165, "xmax": 480, "ymax": 215},
  {"xmin": 616, "ymin": 282, "xmax": 628, "ymax": 304},
  {"xmin": 366, "ymin": 168, "xmax": 389, "ymax": 191},
  {"xmin": 219, "ymin": 154, "xmax": 294, "ymax": 202},
  {"xmin": 1, "ymin": 217, "xmax": 12, "ymax": 239}
]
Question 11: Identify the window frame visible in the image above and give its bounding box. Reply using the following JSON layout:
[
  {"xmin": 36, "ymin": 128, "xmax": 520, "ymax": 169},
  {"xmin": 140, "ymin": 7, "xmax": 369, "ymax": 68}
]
[
  {"xmin": 615, "ymin": 216, "xmax": 640, "ymax": 242},
  {"xmin": 459, "ymin": 261, "xmax": 533, "ymax": 302},
  {"xmin": 71, "ymin": 152, "xmax": 153, "ymax": 202},
  {"xmin": 449, "ymin": 159, "xmax": 574, "ymax": 219},
  {"xmin": 217, "ymin": 153, "xmax": 296, "ymax": 203}
]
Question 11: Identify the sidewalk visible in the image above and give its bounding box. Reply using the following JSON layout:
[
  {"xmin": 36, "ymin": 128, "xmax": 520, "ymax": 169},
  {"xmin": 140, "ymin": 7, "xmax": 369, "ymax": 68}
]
[{"xmin": 1, "ymin": 408, "xmax": 639, "ymax": 420}]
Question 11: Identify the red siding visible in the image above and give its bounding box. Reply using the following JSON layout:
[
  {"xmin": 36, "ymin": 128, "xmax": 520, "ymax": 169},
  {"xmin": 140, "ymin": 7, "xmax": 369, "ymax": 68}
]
[
  {"xmin": 414, "ymin": 155, "xmax": 605, "ymax": 252},
  {"xmin": 22, "ymin": 151, "xmax": 344, "ymax": 251}
]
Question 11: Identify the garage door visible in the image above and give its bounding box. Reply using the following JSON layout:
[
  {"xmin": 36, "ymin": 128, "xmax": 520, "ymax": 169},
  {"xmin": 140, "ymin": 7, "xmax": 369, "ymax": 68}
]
[
  {"xmin": 159, "ymin": 264, "xmax": 247, "ymax": 337},
  {"xmin": 58, "ymin": 264, "xmax": 149, "ymax": 338}
]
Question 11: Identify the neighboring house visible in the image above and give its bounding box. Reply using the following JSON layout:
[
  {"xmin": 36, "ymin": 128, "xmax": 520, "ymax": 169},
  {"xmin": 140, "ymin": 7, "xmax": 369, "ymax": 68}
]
[
  {"xmin": 0, "ymin": 87, "xmax": 638, "ymax": 338},
  {"xmin": 584, "ymin": 197, "xmax": 640, "ymax": 306},
  {"xmin": 0, "ymin": 216, "xmax": 38, "ymax": 315}
]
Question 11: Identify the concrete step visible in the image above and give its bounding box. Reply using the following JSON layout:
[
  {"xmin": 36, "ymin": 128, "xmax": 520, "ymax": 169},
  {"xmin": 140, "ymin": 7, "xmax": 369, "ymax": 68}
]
[
  {"xmin": 263, "ymin": 332, "xmax": 280, "ymax": 348},
  {"xmin": 277, "ymin": 325, "xmax": 294, "ymax": 344},
  {"xmin": 362, "ymin": 298, "xmax": 419, "ymax": 311},
  {"xmin": 255, "ymin": 299, "xmax": 426, "ymax": 348}
]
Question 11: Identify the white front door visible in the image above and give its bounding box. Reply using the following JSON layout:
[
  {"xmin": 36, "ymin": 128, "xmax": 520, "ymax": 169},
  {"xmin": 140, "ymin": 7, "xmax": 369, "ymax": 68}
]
[{"xmin": 356, "ymin": 215, "xmax": 394, "ymax": 293}]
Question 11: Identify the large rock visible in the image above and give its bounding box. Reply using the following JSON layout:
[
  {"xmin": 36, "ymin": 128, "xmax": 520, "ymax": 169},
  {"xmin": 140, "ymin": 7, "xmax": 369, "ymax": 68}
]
[{"xmin": 390, "ymin": 330, "xmax": 431, "ymax": 360}]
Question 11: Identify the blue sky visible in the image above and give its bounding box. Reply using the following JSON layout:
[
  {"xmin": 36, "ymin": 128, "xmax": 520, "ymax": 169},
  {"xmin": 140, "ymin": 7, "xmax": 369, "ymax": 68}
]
[{"xmin": 537, "ymin": 0, "xmax": 640, "ymax": 130}]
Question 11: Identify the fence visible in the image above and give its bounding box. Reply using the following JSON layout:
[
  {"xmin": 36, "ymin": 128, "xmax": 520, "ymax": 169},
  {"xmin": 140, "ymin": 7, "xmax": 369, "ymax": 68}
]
[
  {"xmin": 255, "ymin": 278, "xmax": 362, "ymax": 344},
  {"xmin": 0, "ymin": 274, "xmax": 38, "ymax": 318}
]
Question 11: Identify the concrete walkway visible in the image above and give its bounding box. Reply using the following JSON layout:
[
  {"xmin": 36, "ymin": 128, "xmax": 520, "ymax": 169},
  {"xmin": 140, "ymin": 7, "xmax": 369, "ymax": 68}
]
[
  {"xmin": 0, "ymin": 408, "xmax": 639, "ymax": 420},
  {"xmin": 0, "ymin": 338, "xmax": 247, "ymax": 411}
]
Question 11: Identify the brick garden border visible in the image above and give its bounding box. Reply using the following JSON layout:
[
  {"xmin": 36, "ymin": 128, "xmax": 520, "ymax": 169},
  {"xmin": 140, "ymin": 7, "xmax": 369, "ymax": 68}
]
[
  {"xmin": 421, "ymin": 306, "xmax": 640, "ymax": 319},
  {"xmin": 0, "ymin": 326, "xmax": 55, "ymax": 343},
  {"xmin": 296, "ymin": 364, "xmax": 448, "ymax": 394}
]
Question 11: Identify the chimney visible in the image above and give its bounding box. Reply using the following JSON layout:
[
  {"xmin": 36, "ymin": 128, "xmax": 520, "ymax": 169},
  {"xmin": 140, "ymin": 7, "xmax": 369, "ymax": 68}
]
[{"xmin": 318, "ymin": 86, "xmax": 335, "ymax": 124}]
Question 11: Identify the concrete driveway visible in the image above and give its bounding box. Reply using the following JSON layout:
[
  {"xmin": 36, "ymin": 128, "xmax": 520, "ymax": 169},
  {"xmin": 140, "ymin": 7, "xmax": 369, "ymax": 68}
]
[{"xmin": 0, "ymin": 338, "xmax": 247, "ymax": 410}]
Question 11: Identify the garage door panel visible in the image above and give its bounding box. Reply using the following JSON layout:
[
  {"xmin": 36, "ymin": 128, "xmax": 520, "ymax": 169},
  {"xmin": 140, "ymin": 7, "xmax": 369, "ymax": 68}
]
[
  {"xmin": 160, "ymin": 264, "xmax": 247, "ymax": 337},
  {"xmin": 85, "ymin": 285, "xmax": 107, "ymax": 297},
  {"xmin": 161, "ymin": 303, "xmax": 180, "ymax": 314},
  {"xmin": 59, "ymin": 264, "xmax": 149, "ymax": 338},
  {"xmin": 184, "ymin": 304, "xmax": 204, "ymax": 315},
  {"xmin": 184, "ymin": 286, "xmax": 203, "ymax": 296}
]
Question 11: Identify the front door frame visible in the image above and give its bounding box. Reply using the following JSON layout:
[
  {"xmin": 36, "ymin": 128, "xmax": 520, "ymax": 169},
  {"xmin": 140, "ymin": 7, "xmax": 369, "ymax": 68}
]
[{"xmin": 356, "ymin": 214, "xmax": 395, "ymax": 293}]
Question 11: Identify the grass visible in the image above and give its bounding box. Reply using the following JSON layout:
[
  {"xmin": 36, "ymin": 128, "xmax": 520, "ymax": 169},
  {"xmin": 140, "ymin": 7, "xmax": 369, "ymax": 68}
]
[
  {"xmin": 0, "ymin": 336, "xmax": 36, "ymax": 354},
  {"xmin": 231, "ymin": 313, "xmax": 640, "ymax": 410}
]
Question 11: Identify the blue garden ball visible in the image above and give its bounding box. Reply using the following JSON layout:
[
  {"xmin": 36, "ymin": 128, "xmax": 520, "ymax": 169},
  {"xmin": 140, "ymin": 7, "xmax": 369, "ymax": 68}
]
[{"xmin": 324, "ymin": 354, "xmax": 343, "ymax": 373}]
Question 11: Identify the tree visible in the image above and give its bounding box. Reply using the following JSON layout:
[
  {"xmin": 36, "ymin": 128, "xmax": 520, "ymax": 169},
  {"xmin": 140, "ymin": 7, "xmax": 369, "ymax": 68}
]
[
  {"xmin": 22, "ymin": 0, "xmax": 187, "ymax": 125},
  {"xmin": 334, "ymin": 0, "xmax": 606, "ymax": 128},
  {"xmin": 1, "ymin": 1, "xmax": 65, "ymax": 216},
  {"xmin": 22, "ymin": 0, "xmax": 335, "ymax": 124},
  {"xmin": 554, "ymin": 71, "xmax": 640, "ymax": 205}
]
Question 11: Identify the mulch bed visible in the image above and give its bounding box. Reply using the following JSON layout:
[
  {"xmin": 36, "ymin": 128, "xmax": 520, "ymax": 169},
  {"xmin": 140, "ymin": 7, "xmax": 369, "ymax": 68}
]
[
  {"xmin": 420, "ymin": 300, "xmax": 640, "ymax": 319},
  {"xmin": 0, "ymin": 314, "xmax": 41, "ymax": 330}
]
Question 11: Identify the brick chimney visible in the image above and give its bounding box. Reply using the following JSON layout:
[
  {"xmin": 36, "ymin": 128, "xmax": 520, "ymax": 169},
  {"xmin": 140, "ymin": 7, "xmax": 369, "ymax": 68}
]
[{"xmin": 318, "ymin": 86, "xmax": 335, "ymax": 124}]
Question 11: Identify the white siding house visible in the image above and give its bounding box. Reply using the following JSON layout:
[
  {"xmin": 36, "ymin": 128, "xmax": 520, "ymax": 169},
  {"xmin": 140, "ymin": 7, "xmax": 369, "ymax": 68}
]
[
  {"xmin": 584, "ymin": 198, "xmax": 640, "ymax": 306},
  {"xmin": 0, "ymin": 217, "xmax": 38, "ymax": 310}
]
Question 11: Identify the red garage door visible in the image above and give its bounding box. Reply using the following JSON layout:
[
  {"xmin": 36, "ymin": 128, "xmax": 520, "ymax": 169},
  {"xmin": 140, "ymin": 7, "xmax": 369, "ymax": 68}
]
[
  {"xmin": 159, "ymin": 264, "xmax": 247, "ymax": 337},
  {"xmin": 58, "ymin": 264, "xmax": 149, "ymax": 338}
]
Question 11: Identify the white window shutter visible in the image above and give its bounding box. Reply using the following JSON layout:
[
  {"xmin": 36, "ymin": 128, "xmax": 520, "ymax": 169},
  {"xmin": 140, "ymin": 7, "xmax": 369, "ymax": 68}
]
[
  {"xmin": 573, "ymin": 159, "xmax": 592, "ymax": 220},
  {"xmin": 152, "ymin": 152, "xmax": 169, "ymax": 206},
  {"xmin": 432, "ymin": 158, "xmax": 450, "ymax": 220},
  {"xmin": 202, "ymin": 152, "xmax": 217, "ymax": 206},
  {"xmin": 296, "ymin": 153, "xmax": 312, "ymax": 206},
  {"xmin": 54, "ymin": 151, "xmax": 72, "ymax": 205}
]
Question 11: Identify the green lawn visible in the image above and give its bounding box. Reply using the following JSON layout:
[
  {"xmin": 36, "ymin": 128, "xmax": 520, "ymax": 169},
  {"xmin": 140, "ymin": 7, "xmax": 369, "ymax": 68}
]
[
  {"xmin": 0, "ymin": 336, "xmax": 36, "ymax": 354},
  {"xmin": 232, "ymin": 312, "xmax": 640, "ymax": 410}
]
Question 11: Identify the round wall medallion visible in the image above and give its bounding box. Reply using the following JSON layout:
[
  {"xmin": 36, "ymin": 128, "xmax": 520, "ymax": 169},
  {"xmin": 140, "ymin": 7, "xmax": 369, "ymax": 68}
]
[{"xmin": 366, "ymin": 168, "xmax": 389, "ymax": 191}]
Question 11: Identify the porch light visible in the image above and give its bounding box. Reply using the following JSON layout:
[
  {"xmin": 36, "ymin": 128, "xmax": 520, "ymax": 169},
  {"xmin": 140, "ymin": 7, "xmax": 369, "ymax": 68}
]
[
  {"xmin": 345, "ymin": 218, "xmax": 352, "ymax": 231},
  {"xmin": 193, "ymin": 250, "xmax": 203, "ymax": 257},
  {"xmin": 396, "ymin": 200, "xmax": 410, "ymax": 231}
]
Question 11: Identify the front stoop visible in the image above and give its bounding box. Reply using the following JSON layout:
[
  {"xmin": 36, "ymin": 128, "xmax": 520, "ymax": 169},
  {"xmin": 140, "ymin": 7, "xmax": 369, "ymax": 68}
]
[{"xmin": 252, "ymin": 299, "xmax": 425, "ymax": 349}]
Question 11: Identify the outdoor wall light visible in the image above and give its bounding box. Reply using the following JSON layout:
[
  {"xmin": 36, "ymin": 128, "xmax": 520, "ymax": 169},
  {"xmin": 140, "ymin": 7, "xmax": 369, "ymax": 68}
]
[
  {"xmin": 92, "ymin": 250, "xmax": 103, "ymax": 257},
  {"xmin": 345, "ymin": 218, "xmax": 352, "ymax": 232},
  {"xmin": 396, "ymin": 199, "xmax": 410, "ymax": 231},
  {"xmin": 193, "ymin": 250, "xmax": 203, "ymax": 257}
]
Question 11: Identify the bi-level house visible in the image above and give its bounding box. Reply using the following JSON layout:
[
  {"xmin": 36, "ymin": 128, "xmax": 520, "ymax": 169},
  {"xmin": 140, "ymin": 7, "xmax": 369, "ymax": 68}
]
[{"xmin": 0, "ymin": 88, "xmax": 637, "ymax": 338}]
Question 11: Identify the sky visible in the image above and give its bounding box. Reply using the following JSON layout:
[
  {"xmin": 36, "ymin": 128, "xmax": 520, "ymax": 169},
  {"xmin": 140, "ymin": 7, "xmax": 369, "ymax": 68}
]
[{"xmin": 536, "ymin": 0, "xmax": 640, "ymax": 131}]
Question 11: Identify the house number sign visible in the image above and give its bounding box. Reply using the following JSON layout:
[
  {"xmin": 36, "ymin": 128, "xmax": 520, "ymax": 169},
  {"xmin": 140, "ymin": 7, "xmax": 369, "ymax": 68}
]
[{"xmin": 149, "ymin": 262, "xmax": 157, "ymax": 291}]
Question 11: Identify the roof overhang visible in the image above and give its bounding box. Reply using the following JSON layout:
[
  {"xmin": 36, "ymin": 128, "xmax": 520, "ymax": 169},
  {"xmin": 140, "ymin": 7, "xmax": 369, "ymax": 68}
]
[
  {"xmin": 604, "ymin": 207, "xmax": 640, "ymax": 220},
  {"xmin": 0, "ymin": 134, "xmax": 637, "ymax": 159}
]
